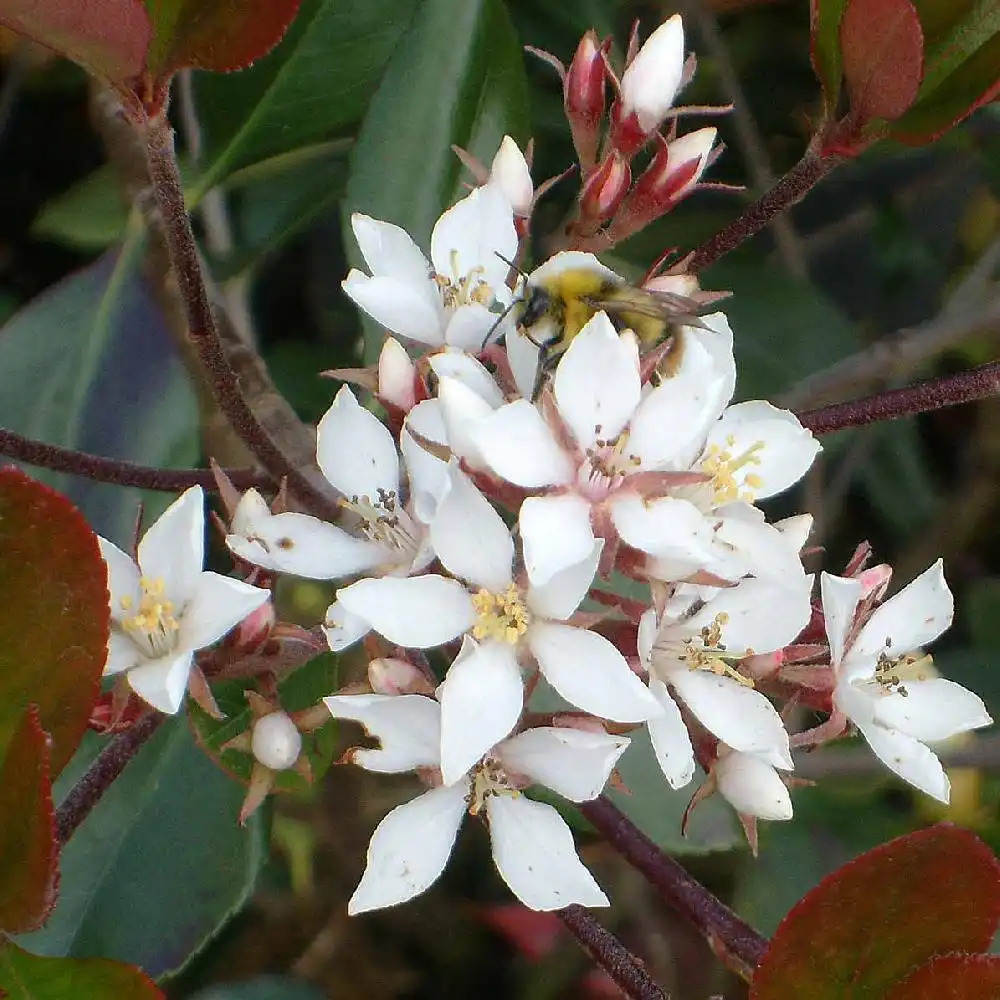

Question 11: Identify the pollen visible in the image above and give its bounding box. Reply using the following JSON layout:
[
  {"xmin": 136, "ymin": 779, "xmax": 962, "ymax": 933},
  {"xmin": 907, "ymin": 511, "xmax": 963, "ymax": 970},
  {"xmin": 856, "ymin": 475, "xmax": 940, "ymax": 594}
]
[
  {"xmin": 471, "ymin": 584, "xmax": 531, "ymax": 644},
  {"xmin": 468, "ymin": 755, "xmax": 519, "ymax": 816},
  {"xmin": 701, "ymin": 436, "xmax": 766, "ymax": 504},
  {"xmin": 340, "ymin": 489, "xmax": 417, "ymax": 554},
  {"xmin": 121, "ymin": 576, "xmax": 181, "ymax": 658},
  {"xmin": 678, "ymin": 612, "xmax": 754, "ymax": 687},
  {"xmin": 433, "ymin": 254, "xmax": 494, "ymax": 309}
]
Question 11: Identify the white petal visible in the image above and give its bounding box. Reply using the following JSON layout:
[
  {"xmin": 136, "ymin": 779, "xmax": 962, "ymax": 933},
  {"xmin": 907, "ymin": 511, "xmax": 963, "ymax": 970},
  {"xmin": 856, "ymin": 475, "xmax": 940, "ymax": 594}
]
[
  {"xmin": 853, "ymin": 560, "xmax": 953, "ymax": 664},
  {"xmin": 429, "ymin": 352, "xmax": 505, "ymax": 409},
  {"xmin": 351, "ymin": 212, "xmax": 431, "ymax": 283},
  {"xmin": 126, "ymin": 650, "xmax": 194, "ymax": 714},
  {"xmin": 336, "ymin": 575, "xmax": 474, "ymax": 648},
  {"xmin": 349, "ymin": 783, "xmax": 469, "ymax": 913},
  {"xmin": 104, "ymin": 630, "xmax": 141, "ymax": 676},
  {"xmin": 520, "ymin": 494, "xmax": 596, "ymax": 589},
  {"xmin": 709, "ymin": 401, "xmax": 820, "ymax": 499},
  {"xmin": 529, "ymin": 622, "xmax": 661, "ymax": 722},
  {"xmin": 98, "ymin": 537, "xmax": 141, "ymax": 622},
  {"xmin": 497, "ymin": 727, "xmax": 630, "ymax": 802},
  {"xmin": 473, "ymin": 400, "xmax": 574, "ymax": 487},
  {"xmin": 322, "ymin": 598, "xmax": 371, "ymax": 652},
  {"xmin": 612, "ymin": 493, "xmax": 715, "ymax": 568},
  {"xmin": 646, "ymin": 679, "xmax": 695, "ymax": 788},
  {"xmin": 444, "ymin": 303, "xmax": 504, "ymax": 351},
  {"xmin": 434, "ymin": 376, "xmax": 496, "ymax": 469},
  {"xmin": 526, "ymin": 540, "xmax": 602, "ymax": 622},
  {"xmin": 437, "ymin": 638, "xmax": 524, "ymax": 785},
  {"xmin": 176, "ymin": 573, "xmax": 269, "ymax": 653},
  {"xmin": 553, "ymin": 313, "xmax": 641, "ymax": 449},
  {"xmin": 489, "ymin": 136, "xmax": 533, "ymax": 215},
  {"xmin": 342, "ymin": 272, "xmax": 444, "ymax": 345},
  {"xmin": 430, "ymin": 465, "xmax": 513, "ymax": 591},
  {"xmin": 506, "ymin": 328, "xmax": 542, "ymax": 400},
  {"xmin": 227, "ymin": 511, "xmax": 385, "ymax": 579},
  {"xmin": 820, "ymin": 572, "xmax": 862, "ymax": 669},
  {"xmin": 870, "ymin": 678, "xmax": 992, "ymax": 742},
  {"xmin": 323, "ymin": 693, "xmax": 442, "ymax": 772},
  {"xmin": 715, "ymin": 751, "xmax": 793, "ymax": 820},
  {"xmin": 377, "ymin": 337, "xmax": 416, "ymax": 410},
  {"xmin": 230, "ymin": 488, "xmax": 272, "ymax": 537},
  {"xmin": 667, "ymin": 670, "xmax": 792, "ymax": 769},
  {"xmin": 854, "ymin": 718, "xmax": 951, "ymax": 803},
  {"xmin": 400, "ymin": 399, "xmax": 450, "ymax": 523},
  {"xmin": 620, "ymin": 13, "xmax": 685, "ymax": 130},
  {"xmin": 677, "ymin": 313, "xmax": 736, "ymax": 408},
  {"xmin": 137, "ymin": 486, "xmax": 205, "ymax": 608},
  {"xmin": 775, "ymin": 513, "xmax": 814, "ymax": 554},
  {"xmin": 709, "ymin": 506, "xmax": 807, "ymax": 582},
  {"xmin": 317, "ymin": 385, "xmax": 400, "ymax": 500},
  {"xmin": 487, "ymin": 796, "xmax": 608, "ymax": 909},
  {"xmin": 637, "ymin": 607, "xmax": 658, "ymax": 666}
]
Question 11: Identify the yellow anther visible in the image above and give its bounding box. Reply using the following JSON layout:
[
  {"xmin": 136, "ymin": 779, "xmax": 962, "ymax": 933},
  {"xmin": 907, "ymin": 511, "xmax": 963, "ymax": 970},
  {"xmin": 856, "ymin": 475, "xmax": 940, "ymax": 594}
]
[
  {"xmin": 681, "ymin": 612, "xmax": 754, "ymax": 687},
  {"xmin": 701, "ymin": 440, "xmax": 767, "ymax": 504},
  {"xmin": 471, "ymin": 584, "xmax": 531, "ymax": 644},
  {"xmin": 468, "ymin": 756, "xmax": 519, "ymax": 816},
  {"xmin": 121, "ymin": 576, "xmax": 181, "ymax": 657}
]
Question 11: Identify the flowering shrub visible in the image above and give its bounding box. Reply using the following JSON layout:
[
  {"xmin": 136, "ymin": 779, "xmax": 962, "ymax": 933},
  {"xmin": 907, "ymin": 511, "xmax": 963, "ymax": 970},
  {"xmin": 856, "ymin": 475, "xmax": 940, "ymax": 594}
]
[{"xmin": 0, "ymin": 0, "xmax": 999, "ymax": 997}]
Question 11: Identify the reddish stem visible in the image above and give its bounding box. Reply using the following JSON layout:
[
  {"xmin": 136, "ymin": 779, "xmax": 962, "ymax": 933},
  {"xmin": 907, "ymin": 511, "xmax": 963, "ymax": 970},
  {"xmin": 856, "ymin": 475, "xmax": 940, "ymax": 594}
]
[
  {"xmin": 559, "ymin": 905, "xmax": 668, "ymax": 1000},
  {"xmin": 687, "ymin": 148, "xmax": 843, "ymax": 273},
  {"xmin": 581, "ymin": 797, "xmax": 767, "ymax": 981},
  {"xmin": 55, "ymin": 712, "xmax": 165, "ymax": 844},
  {"xmin": 0, "ymin": 426, "xmax": 269, "ymax": 492},
  {"xmin": 798, "ymin": 362, "xmax": 1000, "ymax": 435}
]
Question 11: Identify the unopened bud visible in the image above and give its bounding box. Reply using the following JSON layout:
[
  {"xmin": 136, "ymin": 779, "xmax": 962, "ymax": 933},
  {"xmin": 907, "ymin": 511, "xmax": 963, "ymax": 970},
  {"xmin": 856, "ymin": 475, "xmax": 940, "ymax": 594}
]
[
  {"xmin": 715, "ymin": 748, "xmax": 793, "ymax": 820},
  {"xmin": 643, "ymin": 272, "xmax": 701, "ymax": 298},
  {"xmin": 612, "ymin": 14, "xmax": 686, "ymax": 155},
  {"xmin": 369, "ymin": 656, "xmax": 435, "ymax": 695},
  {"xmin": 577, "ymin": 152, "xmax": 631, "ymax": 230},
  {"xmin": 858, "ymin": 563, "xmax": 893, "ymax": 601},
  {"xmin": 489, "ymin": 136, "xmax": 533, "ymax": 216},
  {"xmin": 378, "ymin": 337, "xmax": 417, "ymax": 412},
  {"xmin": 565, "ymin": 30, "xmax": 607, "ymax": 171},
  {"xmin": 251, "ymin": 711, "xmax": 303, "ymax": 771}
]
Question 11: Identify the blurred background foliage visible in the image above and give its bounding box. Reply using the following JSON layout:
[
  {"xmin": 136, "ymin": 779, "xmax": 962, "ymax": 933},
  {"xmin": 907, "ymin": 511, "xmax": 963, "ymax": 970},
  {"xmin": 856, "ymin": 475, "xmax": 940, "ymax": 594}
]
[{"xmin": 1, "ymin": 0, "xmax": 999, "ymax": 997}]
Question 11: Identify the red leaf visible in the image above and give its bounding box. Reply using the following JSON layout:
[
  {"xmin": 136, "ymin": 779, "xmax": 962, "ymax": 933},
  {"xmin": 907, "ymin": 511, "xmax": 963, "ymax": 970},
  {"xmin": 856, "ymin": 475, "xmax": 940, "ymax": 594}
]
[
  {"xmin": 143, "ymin": 0, "xmax": 303, "ymax": 77},
  {"xmin": 0, "ymin": 707, "xmax": 58, "ymax": 934},
  {"xmin": 841, "ymin": 0, "xmax": 925, "ymax": 121},
  {"xmin": 0, "ymin": 469, "xmax": 110, "ymax": 776},
  {"xmin": 0, "ymin": 0, "xmax": 150, "ymax": 83},
  {"xmin": 887, "ymin": 953, "xmax": 1000, "ymax": 999},
  {"xmin": 750, "ymin": 825, "xmax": 1000, "ymax": 1000},
  {"xmin": 0, "ymin": 941, "xmax": 163, "ymax": 999}
]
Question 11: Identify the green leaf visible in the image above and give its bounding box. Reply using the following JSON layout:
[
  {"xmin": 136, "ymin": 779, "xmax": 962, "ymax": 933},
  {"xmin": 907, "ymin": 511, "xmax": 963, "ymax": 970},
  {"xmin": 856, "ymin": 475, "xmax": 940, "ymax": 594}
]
[
  {"xmin": 0, "ymin": 708, "xmax": 58, "ymax": 934},
  {"xmin": 141, "ymin": 0, "xmax": 302, "ymax": 78},
  {"xmin": 0, "ymin": 941, "xmax": 163, "ymax": 1000},
  {"xmin": 343, "ymin": 0, "xmax": 530, "ymax": 362},
  {"xmin": 750, "ymin": 824, "xmax": 1000, "ymax": 999},
  {"xmin": 188, "ymin": 652, "xmax": 339, "ymax": 789},
  {"xmin": 32, "ymin": 167, "xmax": 128, "ymax": 252},
  {"xmin": 910, "ymin": 0, "xmax": 1000, "ymax": 99},
  {"xmin": 887, "ymin": 954, "xmax": 1000, "ymax": 999},
  {"xmin": 0, "ymin": 235, "xmax": 199, "ymax": 546},
  {"xmin": 0, "ymin": 0, "xmax": 151, "ymax": 85},
  {"xmin": 192, "ymin": 0, "xmax": 419, "ymax": 197},
  {"xmin": 190, "ymin": 976, "xmax": 326, "ymax": 1000},
  {"xmin": 0, "ymin": 470, "xmax": 109, "ymax": 776},
  {"xmin": 810, "ymin": 0, "xmax": 850, "ymax": 114},
  {"xmin": 17, "ymin": 719, "xmax": 266, "ymax": 980}
]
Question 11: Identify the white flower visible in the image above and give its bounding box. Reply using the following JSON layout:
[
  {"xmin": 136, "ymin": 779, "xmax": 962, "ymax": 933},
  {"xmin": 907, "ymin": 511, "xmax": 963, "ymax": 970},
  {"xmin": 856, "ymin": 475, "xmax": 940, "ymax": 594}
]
[
  {"xmin": 333, "ymin": 465, "xmax": 660, "ymax": 783},
  {"xmin": 99, "ymin": 486, "xmax": 270, "ymax": 714},
  {"xmin": 660, "ymin": 127, "xmax": 718, "ymax": 200},
  {"xmin": 637, "ymin": 574, "xmax": 809, "ymax": 789},
  {"xmin": 822, "ymin": 560, "xmax": 992, "ymax": 803},
  {"xmin": 251, "ymin": 712, "xmax": 302, "ymax": 771},
  {"xmin": 715, "ymin": 747, "xmax": 793, "ymax": 821},
  {"xmin": 342, "ymin": 185, "xmax": 517, "ymax": 350},
  {"xmin": 226, "ymin": 387, "xmax": 436, "ymax": 611},
  {"xmin": 323, "ymin": 692, "xmax": 629, "ymax": 912},
  {"xmin": 489, "ymin": 136, "xmax": 533, "ymax": 216},
  {"xmin": 469, "ymin": 291, "xmax": 819, "ymax": 584},
  {"xmin": 619, "ymin": 14, "xmax": 686, "ymax": 132}
]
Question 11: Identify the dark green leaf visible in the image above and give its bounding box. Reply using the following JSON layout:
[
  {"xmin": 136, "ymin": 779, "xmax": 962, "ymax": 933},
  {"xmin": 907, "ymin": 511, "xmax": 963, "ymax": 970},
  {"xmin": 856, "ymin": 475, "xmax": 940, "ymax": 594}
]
[
  {"xmin": 343, "ymin": 0, "xmax": 530, "ymax": 362},
  {"xmin": 810, "ymin": 0, "xmax": 850, "ymax": 114},
  {"xmin": 190, "ymin": 975, "xmax": 327, "ymax": 1000},
  {"xmin": 16, "ymin": 719, "xmax": 266, "ymax": 980}
]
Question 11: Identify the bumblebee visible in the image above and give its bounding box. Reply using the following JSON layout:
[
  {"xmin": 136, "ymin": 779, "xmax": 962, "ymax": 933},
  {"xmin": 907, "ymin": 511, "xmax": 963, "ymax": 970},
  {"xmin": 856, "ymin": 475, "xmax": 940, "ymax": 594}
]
[{"xmin": 506, "ymin": 254, "xmax": 710, "ymax": 394}]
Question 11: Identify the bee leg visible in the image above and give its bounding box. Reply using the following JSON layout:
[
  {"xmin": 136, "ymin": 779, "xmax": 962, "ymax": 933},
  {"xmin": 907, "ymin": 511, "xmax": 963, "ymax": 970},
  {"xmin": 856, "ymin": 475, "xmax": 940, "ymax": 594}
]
[{"xmin": 530, "ymin": 344, "xmax": 560, "ymax": 401}]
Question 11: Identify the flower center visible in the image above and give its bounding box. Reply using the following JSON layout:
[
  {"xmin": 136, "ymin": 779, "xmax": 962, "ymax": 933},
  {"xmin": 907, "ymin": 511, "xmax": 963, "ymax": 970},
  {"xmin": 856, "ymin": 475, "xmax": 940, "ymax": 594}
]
[
  {"xmin": 340, "ymin": 488, "xmax": 418, "ymax": 554},
  {"xmin": 874, "ymin": 650, "xmax": 931, "ymax": 697},
  {"xmin": 120, "ymin": 576, "xmax": 180, "ymax": 658},
  {"xmin": 579, "ymin": 424, "xmax": 641, "ymax": 498},
  {"xmin": 471, "ymin": 584, "xmax": 531, "ymax": 644},
  {"xmin": 468, "ymin": 755, "xmax": 519, "ymax": 816},
  {"xmin": 674, "ymin": 612, "xmax": 755, "ymax": 687},
  {"xmin": 433, "ymin": 252, "xmax": 496, "ymax": 309},
  {"xmin": 700, "ymin": 435, "xmax": 765, "ymax": 505}
]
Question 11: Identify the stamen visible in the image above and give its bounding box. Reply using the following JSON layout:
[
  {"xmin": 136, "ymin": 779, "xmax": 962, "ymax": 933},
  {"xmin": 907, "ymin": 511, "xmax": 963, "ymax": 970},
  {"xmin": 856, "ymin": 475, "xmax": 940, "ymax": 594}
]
[
  {"xmin": 339, "ymin": 489, "xmax": 417, "ymax": 553},
  {"xmin": 700, "ymin": 436, "xmax": 767, "ymax": 504},
  {"xmin": 471, "ymin": 584, "xmax": 531, "ymax": 644},
  {"xmin": 121, "ymin": 576, "xmax": 181, "ymax": 657},
  {"xmin": 674, "ymin": 612, "xmax": 755, "ymax": 687},
  {"xmin": 468, "ymin": 755, "xmax": 519, "ymax": 816}
]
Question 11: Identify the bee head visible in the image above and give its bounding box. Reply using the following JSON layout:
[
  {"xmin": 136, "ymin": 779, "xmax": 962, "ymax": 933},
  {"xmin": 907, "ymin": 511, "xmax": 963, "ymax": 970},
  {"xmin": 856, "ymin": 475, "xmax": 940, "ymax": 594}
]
[{"xmin": 518, "ymin": 284, "xmax": 551, "ymax": 328}]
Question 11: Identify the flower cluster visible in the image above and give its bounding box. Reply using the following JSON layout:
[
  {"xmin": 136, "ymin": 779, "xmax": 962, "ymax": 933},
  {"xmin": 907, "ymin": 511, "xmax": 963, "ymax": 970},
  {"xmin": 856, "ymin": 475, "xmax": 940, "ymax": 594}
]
[{"xmin": 93, "ymin": 13, "xmax": 991, "ymax": 915}]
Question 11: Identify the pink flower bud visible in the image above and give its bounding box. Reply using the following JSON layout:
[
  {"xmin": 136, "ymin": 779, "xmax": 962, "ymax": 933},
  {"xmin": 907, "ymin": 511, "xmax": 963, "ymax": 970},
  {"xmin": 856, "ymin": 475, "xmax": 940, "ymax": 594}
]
[
  {"xmin": 577, "ymin": 152, "xmax": 631, "ymax": 230},
  {"xmin": 488, "ymin": 136, "xmax": 534, "ymax": 216},
  {"xmin": 368, "ymin": 656, "xmax": 435, "ymax": 696},
  {"xmin": 565, "ymin": 30, "xmax": 607, "ymax": 171},
  {"xmin": 377, "ymin": 337, "xmax": 417, "ymax": 412}
]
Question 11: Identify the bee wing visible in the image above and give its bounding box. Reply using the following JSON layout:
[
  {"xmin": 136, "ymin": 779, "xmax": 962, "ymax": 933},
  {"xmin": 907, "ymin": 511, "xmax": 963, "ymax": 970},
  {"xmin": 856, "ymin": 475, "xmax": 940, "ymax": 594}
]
[{"xmin": 585, "ymin": 287, "xmax": 712, "ymax": 326}]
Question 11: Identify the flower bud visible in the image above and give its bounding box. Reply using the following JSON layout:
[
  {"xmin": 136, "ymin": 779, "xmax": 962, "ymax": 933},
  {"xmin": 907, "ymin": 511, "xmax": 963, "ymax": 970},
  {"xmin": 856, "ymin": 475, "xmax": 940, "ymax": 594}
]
[
  {"xmin": 715, "ymin": 749, "xmax": 793, "ymax": 821},
  {"xmin": 378, "ymin": 337, "xmax": 417, "ymax": 412},
  {"xmin": 369, "ymin": 656, "xmax": 435, "ymax": 695},
  {"xmin": 251, "ymin": 711, "xmax": 303, "ymax": 771},
  {"xmin": 612, "ymin": 14, "xmax": 685, "ymax": 155},
  {"xmin": 577, "ymin": 152, "xmax": 631, "ymax": 231},
  {"xmin": 489, "ymin": 136, "xmax": 534, "ymax": 217},
  {"xmin": 565, "ymin": 30, "xmax": 607, "ymax": 171}
]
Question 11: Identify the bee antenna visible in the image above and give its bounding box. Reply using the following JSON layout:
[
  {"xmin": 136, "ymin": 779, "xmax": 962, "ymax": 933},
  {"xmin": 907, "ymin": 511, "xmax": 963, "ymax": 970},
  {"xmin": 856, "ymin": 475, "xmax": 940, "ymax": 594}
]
[
  {"xmin": 482, "ymin": 299, "xmax": 516, "ymax": 350},
  {"xmin": 494, "ymin": 251, "xmax": 530, "ymax": 281}
]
